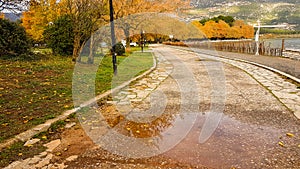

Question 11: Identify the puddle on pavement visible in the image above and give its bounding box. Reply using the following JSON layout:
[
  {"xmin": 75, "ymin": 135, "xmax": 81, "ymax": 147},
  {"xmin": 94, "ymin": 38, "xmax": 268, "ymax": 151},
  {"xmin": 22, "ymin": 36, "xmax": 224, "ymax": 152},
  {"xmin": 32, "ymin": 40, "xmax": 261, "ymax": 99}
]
[
  {"xmin": 78, "ymin": 103, "xmax": 300, "ymax": 168},
  {"xmin": 162, "ymin": 115, "xmax": 299, "ymax": 168}
]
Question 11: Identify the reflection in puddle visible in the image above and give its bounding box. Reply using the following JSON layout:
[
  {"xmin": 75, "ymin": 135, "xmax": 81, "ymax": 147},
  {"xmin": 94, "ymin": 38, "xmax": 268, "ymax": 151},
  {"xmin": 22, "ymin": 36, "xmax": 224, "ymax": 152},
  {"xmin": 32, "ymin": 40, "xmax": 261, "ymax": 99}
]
[
  {"xmin": 81, "ymin": 103, "xmax": 295, "ymax": 168},
  {"xmin": 100, "ymin": 104, "xmax": 180, "ymax": 138},
  {"xmin": 163, "ymin": 115, "xmax": 296, "ymax": 168}
]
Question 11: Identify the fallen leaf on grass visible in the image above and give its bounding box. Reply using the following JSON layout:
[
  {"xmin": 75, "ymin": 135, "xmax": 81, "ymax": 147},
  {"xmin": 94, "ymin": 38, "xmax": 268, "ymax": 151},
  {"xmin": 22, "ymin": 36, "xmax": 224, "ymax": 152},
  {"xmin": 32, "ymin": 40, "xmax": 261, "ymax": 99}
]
[
  {"xmin": 1, "ymin": 123, "xmax": 9, "ymax": 127},
  {"xmin": 41, "ymin": 136, "xmax": 47, "ymax": 140},
  {"xmin": 41, "ymin": 82, "xmax": 51, "ymax": 86},
  {"xmin": 18, "ymin": 153, "xmax": 23, "ymax": 156}
]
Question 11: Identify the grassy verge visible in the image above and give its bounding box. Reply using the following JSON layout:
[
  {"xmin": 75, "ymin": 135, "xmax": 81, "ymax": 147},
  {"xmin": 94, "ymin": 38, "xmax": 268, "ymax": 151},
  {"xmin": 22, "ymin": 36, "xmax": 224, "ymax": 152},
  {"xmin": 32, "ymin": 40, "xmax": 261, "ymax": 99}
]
[
  {"xmin": 0, "ymin": 48, "xmax": 153, "ymax": 143},
  {"xmin": 0, "ymin": 114, "xmax": 76, "ymax": 168}
]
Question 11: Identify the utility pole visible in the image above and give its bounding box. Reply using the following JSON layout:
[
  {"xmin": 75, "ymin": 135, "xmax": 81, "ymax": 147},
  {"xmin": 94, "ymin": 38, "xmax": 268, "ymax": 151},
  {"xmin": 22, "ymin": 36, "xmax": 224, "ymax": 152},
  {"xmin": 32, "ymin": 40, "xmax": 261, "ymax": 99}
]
[
  {"xmin": 253, "ymin": 20, "xmax": 286, "ymax": 56},
  {"xmin": 255, "ymin": 20, "xmax": 260, "ymax": 55},
  {"xmin": 109, "ymin": 0, "xmax": 117, "ymax": 75}
]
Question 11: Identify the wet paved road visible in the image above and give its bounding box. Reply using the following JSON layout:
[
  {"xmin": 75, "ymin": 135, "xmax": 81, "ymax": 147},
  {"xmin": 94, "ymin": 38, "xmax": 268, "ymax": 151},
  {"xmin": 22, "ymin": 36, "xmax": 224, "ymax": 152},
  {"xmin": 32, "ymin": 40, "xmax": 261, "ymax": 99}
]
[
  {"xmin": 5, "ymin": 45, "xmax": 300, "ymax": 169},
  {"xmin": 70, "ymin": 46, "xmax": 300, "ymax": 168},
  {"xmin": 172, "ymin": 47, "xmax": 300, "ymax": 119},
  {"xmin": 150, "ymin": 46, "xmax": 300, "ymax": 168}
]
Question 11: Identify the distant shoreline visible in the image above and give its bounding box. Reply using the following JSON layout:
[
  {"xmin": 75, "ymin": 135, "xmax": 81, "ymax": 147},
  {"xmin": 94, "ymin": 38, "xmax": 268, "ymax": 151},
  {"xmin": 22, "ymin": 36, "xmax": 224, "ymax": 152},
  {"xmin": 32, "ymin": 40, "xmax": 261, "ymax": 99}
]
[{"xmin": 260, "ymin": 34, "xmax": 300, "ymax": 39}]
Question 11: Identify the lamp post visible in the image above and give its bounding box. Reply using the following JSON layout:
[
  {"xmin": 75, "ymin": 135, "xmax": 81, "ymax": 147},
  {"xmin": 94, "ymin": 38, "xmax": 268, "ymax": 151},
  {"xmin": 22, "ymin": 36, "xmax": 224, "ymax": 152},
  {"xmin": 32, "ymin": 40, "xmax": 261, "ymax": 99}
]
[
  {"xmin": 141, "ymin": 30, "xmax": 145, "ymax": 52},
  {"xmin": 109, "ymin": 0, "xmax": 117, "ymax": 75},
  {"xmin": 255, "ymin": 20, "xmax": 261, "ymax": 55}
]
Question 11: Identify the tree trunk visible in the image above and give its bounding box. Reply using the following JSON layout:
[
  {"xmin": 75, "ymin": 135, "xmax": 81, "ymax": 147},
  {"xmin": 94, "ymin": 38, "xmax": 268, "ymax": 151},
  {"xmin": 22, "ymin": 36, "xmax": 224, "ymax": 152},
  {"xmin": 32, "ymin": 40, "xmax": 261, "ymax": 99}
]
[
  {"xmin": 88, "ymin": 34, "xmax": 94, "ymax": 64},
  {"xmin": 73, "ymin": 35, "xmax": 81, "ymax": 62},
  {"xmin": 123, "ymin": 25, "xmax": 131, "ymax": 48}
]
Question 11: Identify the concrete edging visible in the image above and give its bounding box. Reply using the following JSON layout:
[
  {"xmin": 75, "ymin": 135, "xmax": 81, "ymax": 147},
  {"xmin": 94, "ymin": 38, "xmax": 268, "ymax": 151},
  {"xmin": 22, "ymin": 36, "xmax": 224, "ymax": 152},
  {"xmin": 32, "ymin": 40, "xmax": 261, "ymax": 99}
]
[{"xmin": 0, "ymin": 51, "xmax": 157, "ymax": 151}]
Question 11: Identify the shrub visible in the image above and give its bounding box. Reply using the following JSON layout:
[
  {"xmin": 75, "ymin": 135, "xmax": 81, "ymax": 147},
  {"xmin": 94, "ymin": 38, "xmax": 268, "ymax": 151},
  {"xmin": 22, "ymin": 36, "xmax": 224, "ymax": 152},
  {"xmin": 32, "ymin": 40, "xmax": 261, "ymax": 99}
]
[
  {"xmin": 43, "ymin": 15, "xmax": 74, "ymax": 56},
  {"xmin": 0, "ymin": 18, "xmax": 31, "ymax": 58},
  {"xmin": 113, "ymin": 42, "xmax": 125, "ymax": 56}
]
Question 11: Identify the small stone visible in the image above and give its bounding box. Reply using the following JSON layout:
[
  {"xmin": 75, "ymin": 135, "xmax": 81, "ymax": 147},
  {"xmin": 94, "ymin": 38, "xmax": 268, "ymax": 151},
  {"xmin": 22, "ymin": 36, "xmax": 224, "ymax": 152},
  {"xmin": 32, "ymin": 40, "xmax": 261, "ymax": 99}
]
[
  {"xmin": 55, "ymin": 163, "xmax": 67, "ymax": 169},
  {"xmin": 65, "ymin": 122, "xmax": 76, "ymax": 129},
  {"xmin": 28, "ymin": 156, "xmax": 41, "ymax": 165},
  {"xmin": 106, "ymin": 101, "xmax": 117, "ymax": 104},
  {"xmin": 44, "ymin": 139, "xmax": 61, "ymax": 152},
  {"xmin": 65, "ymin": 155, "xmax": 78, "ymax": 162},
  {"xmin": 24, "ymin": 138, "xmax": 40, "ymax": 147},
  {"xmin": 35, "ymin": 154, "xmax": 53, "ymax": 168},
  {"xmin": 4, "ymin": 160, "xmax": 22, "ymax": 169},
  {"xmin": 38, "ymin": 152, "xmax": 48, "ymax": 158},
  {"xmin": 47, "ymin": 164, "xmax": 54, "ymax": 169},
  {"xmin": 33, "ymin": 124, "xmax": 51, "ymax": 131}
]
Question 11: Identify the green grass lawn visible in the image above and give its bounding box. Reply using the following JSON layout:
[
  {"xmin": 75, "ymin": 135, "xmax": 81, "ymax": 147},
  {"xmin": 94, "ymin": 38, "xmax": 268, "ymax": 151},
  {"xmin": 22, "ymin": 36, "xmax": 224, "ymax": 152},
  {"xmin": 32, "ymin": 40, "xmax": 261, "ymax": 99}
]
[{"xmin": 0, "ymin": 48, "xmax": 153, "ymax": 143}]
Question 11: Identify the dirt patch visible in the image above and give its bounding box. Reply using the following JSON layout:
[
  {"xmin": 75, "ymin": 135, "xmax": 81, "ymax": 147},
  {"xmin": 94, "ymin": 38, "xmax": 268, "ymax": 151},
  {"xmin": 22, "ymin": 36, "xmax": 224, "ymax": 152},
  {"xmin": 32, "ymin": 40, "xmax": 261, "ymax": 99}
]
[{"xmin": 51, "ymin": 124, "xmax": 95, "ymax": 164}]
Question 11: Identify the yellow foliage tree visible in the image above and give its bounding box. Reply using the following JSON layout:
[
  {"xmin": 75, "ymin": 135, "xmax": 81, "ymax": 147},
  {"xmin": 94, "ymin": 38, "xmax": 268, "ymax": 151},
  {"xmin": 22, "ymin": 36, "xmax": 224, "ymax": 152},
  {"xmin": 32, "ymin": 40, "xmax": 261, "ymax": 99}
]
[
  {"xmin": 113, "ymin": 0, "xmax": 190, "ymax": 47},
  {"xmin": 192, "ymin": 18, "xmax": 254, "ymax": 39},
  {"xmin": 0, "ymin": 13, "xmax": 4, "ymax": 19},
  {"xmin": 22, "ymin": 0, "xmax": 67, "ymax": 42}
]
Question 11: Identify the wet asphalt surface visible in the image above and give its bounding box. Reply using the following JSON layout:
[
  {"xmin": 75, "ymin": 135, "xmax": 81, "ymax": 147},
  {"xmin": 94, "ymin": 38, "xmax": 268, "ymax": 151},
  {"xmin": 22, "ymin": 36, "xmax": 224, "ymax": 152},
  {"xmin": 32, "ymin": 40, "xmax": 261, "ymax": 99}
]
[{"xmin": 66, "ymin": 46, "xmax": 300, "ymax": 169}]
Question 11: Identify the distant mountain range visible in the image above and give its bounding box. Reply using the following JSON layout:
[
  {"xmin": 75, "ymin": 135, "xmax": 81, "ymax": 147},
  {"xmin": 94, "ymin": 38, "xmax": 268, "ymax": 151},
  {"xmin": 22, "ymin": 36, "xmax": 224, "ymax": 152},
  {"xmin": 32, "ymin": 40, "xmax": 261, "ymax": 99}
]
[
  {"xmin": 3, "ymin": 0, "xmax": 299, "ymax": 30},
  {"xmin": 3, "ymin": 13, "xmax": 22, "ymax": 22},
  {"xmin": 188, "ymin": 0, "xmax": 300, "ymax": 30}
]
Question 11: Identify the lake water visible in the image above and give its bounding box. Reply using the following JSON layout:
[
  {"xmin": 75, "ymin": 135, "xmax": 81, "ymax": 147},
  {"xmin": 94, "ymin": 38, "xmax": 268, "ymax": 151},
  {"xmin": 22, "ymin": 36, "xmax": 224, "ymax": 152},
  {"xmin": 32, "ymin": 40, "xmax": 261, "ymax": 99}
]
[{"xmin": 263, "ymin": 38, "xmax": 300, "ymax": 51}]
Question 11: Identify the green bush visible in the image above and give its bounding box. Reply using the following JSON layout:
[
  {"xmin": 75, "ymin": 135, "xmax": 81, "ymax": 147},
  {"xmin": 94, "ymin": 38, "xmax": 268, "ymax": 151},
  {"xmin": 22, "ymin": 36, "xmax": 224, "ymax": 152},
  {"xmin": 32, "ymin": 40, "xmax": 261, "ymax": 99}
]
[
  {"xmin": 0, "ymin": 18, "xmax": 31, "ymax": 58},
  {"xmin": 43, "ymin": 15, "xmax": 74, "ymax": 56},
  {"xmin": 113, "ymin": 42, "xmax": 125, "ymax": 56}
]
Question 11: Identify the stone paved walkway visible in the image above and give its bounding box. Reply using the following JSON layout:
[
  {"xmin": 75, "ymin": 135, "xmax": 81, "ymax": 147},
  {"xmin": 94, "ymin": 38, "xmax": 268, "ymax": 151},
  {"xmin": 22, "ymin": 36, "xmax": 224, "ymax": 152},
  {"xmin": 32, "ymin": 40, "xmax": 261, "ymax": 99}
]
[
  {"xmin": 283, "ymin": 50, "xmax": 300, "ymax": 61},
  {"xmin": 174, "ymin": 47, "xmax": 300, "ymax": 119},
  {"xmin": 111, "ymin": 51, "xmax": 173, "ymax": 114}
]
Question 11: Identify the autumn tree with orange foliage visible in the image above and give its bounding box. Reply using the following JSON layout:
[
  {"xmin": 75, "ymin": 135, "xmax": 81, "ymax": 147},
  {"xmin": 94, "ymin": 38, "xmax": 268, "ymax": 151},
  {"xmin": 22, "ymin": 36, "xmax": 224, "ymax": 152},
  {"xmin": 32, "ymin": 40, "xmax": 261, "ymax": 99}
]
[
  {"xmin": 113, "ymin": 0, "xmax": 190, "ymax": 48},
  {"xmin": 22, "ymin": 0, "xmax": 190, "ymax": 61},
  {"xmin": 22, "ymin": 0, "xmax": 67, "ymax": 43},
  {"xmin": 0, "ymin": 13, "xmax": 4, "ymax": 19},
  {"xmin": 192, "ymin": 16, "xmax": 254, "ymax": 40}
]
